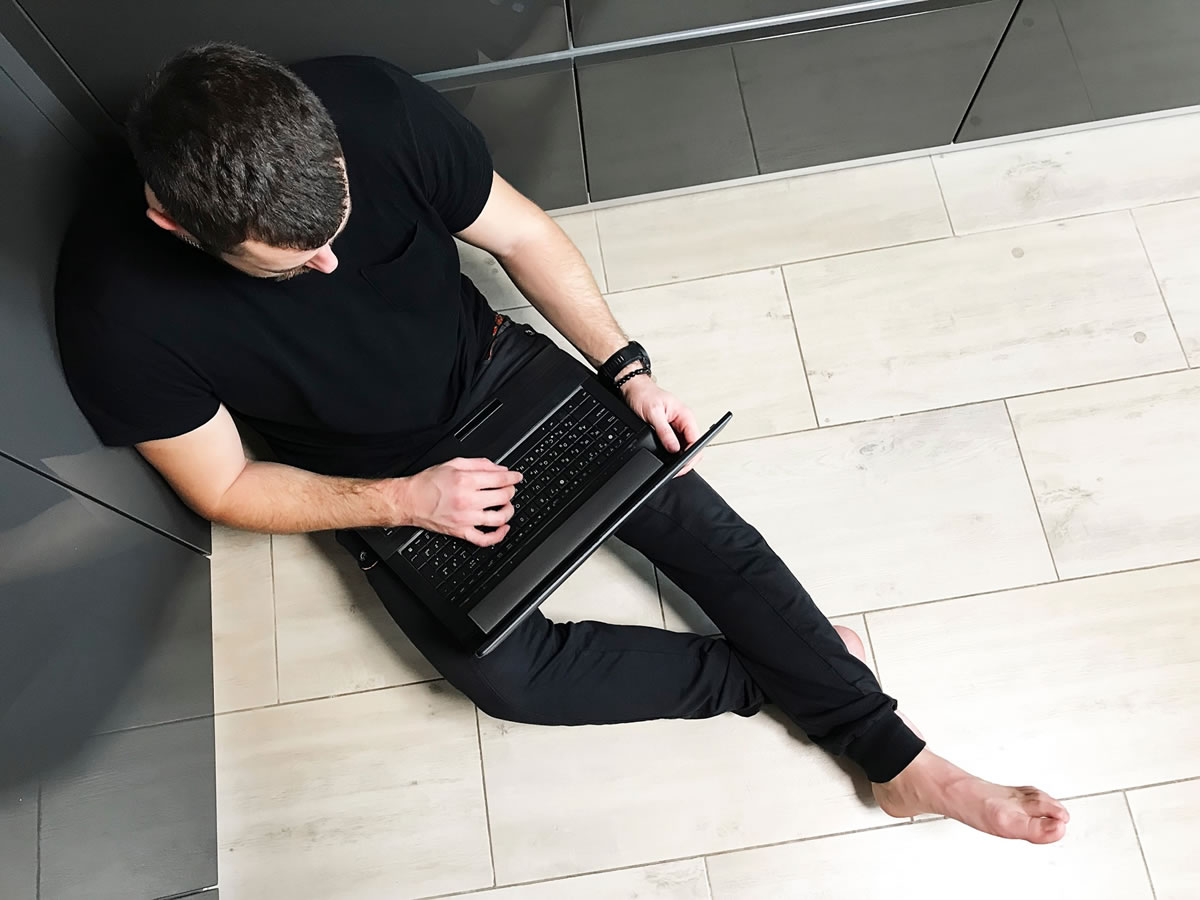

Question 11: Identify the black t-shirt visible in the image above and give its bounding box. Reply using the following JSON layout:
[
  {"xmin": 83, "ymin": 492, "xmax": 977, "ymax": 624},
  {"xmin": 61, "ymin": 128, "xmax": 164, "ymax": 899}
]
[{"xmin": 56, "ymin": 56, "xmax": 497, "ymax": 477}]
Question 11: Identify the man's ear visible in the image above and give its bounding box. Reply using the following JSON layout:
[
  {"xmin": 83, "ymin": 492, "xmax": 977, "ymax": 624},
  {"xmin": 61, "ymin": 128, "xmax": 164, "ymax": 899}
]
[{"xmin": 145, "ymin": 206, "xmax": 179, "ymax": 232}]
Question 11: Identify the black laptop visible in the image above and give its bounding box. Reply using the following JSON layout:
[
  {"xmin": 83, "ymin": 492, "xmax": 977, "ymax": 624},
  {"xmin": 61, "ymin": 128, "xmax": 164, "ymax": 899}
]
[{"xmin": 357, "ymin": 340, "xmax": 730, "ymax": 657}]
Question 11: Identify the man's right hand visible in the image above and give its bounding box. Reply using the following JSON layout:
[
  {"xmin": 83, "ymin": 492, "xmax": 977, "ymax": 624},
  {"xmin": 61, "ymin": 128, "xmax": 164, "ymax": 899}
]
[{"xmin": 393, "ymin": 457, "xmax": 523, "ymax": 547}]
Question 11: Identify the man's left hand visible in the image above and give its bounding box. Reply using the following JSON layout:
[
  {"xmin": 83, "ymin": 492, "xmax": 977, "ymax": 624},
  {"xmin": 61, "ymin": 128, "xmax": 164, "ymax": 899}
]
[{"xmin": 620, "ymin": 376, "xmax": 703, "ymax": 477}]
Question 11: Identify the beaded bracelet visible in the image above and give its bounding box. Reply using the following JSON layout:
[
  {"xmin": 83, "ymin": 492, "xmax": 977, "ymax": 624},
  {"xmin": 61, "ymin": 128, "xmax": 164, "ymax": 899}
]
[{"xmin": 615, "ymin": 366, "xmax": 652, "ymax": 388}]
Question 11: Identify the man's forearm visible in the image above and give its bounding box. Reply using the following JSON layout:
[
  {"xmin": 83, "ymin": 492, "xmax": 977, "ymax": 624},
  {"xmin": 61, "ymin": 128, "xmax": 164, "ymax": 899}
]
[
  {"xmin": 209, "ymin": 459, "xmax": 399, "ymax": 533},
  {"xmin": 497, "ymin": 220, "xmax": 630, "ymax": 369}
]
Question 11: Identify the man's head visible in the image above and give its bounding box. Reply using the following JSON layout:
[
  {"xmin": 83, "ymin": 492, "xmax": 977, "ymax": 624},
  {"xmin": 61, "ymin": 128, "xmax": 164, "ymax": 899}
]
[{"xmin": 127, "ymin": 43, "xmax": 350, "ymax": 279}]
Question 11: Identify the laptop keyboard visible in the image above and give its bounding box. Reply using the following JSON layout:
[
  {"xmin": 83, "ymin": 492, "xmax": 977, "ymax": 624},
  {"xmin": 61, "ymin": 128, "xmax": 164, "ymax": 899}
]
[{"xmin": 398, "ymin": 391, "xmax": 640, "ymax": 607}]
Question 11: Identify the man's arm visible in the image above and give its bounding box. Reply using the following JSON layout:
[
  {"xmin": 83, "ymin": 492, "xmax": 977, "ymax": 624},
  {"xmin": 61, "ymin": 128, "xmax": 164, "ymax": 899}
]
[
  {"xmin": 136, "ymin": 404, "xmax": 520, "ymax": 542},
  {"xmin": 457, "ymin": 173, "xmax": 702, "ymax": 466}
]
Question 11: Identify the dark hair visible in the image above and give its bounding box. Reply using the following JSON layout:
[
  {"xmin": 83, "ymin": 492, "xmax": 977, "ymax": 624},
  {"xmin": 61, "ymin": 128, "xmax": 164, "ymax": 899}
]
[{"xmin": 126, "ymin": 43, "xmax": 347, "ymax": 254}]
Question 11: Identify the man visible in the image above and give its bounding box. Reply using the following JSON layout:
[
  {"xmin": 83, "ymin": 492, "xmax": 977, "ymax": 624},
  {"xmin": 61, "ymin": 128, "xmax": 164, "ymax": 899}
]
[{"xmin": 57, "ymin": 44, "xmax": 1068, "ymax": 844}]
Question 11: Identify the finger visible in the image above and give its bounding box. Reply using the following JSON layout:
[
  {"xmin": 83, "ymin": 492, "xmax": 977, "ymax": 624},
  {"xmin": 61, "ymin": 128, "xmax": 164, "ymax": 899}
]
[
  {"xmin": 463, "ymin": 523, "xmax": 510, "ymax": 547},
  {"xmin": 448, "ymin": 457, "xmax": 507, "ymax": 471},
  {"xmin": 470, "ymin": 469, "xmax": 524, "ymax": 489},
  {"xmin": 673, "ymin": 408, "xmax": 702, "ymax": 446},
  {"xmin": 475, "ymin": 504, "xmax": 514, "ymax": 527},
  {"xmin": 649, "ymin": 409, "xmax": 680, "ymax": 453}
]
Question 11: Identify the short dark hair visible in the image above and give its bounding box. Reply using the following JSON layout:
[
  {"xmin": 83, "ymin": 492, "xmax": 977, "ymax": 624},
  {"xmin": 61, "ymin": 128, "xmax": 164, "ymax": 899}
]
[{"xmin": 126, "ymin": 43, "xmax": 347, "ymax": 254}]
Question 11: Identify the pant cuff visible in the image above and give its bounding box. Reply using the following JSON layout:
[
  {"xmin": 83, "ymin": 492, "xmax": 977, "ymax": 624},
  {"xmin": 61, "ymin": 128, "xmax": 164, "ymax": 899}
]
[{"xmin": 845, "ymin": 709, "xmax": 926, "ymax": 783}]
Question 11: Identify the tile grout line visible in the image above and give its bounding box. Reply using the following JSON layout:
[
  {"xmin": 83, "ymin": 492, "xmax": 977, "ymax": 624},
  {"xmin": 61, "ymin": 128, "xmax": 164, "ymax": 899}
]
[
  {"xmin": 475, "ymin": 707, "xmax": 498, "ymax": 888},
  {"xmin": 778, "ymin": 268, "xmax": 821, "ymax": 428},
  {"xmin": 1129, "ymin": 209, "xmax": 1191, "ymax": 365},
  {"xmin": 590, "ymin": 210, "xmax": 611, "ymax": 294},
  {"xmin": 1004, "ymin": 399, "xmax": 1061, "ymax": 582},
  {"xmin": 270, "ymin": 534, "xmax": 280, "ymax": 705},
  {"xmin": 702, "ymin": 855, "xmax": 716, "ymax": 900},
  {"xmin": 213, "ymin": 676, "xmax": 447, "ymax": 718},
  {"xmin": 926, "ymin": 154, "xmax": 958, "ymax": 236},
  {"xmin": 1123, "ymin": 791, "xmax": 1160, "ymax": 900},
  {"xmin": 860, "ymin": 614, "xmax": 884, "ymax": 687}
]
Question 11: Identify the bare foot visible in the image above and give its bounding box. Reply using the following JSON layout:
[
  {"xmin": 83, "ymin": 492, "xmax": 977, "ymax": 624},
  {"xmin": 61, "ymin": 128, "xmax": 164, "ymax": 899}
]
[
  {"xmin": 833, "ymin": 626, "xmax": 1068, "ymax": 844},
  {"xmin": 873, "ymin": 750, "xmax": 1069, "ymax": 844}
]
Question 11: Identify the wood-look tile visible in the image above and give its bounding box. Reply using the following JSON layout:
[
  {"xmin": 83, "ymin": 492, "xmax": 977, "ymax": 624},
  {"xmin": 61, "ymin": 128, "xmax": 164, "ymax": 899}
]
[
  {"xmin": 1133, "ymin": 199, "xmax": 1200, "ymax": 366},
  {"xmin": 606, "ymin": 268, "xmax": 816, "ymax": 443},
  {"xmin": 480, "ymin": 706, "xmax": 889, "ymax": 884},
  {"xmin": 596, "ymin": 158, "xmax": 950, "ymax": 292},
  {"xmin": 1127, "ymin": 779, "xmax": 1200, "ymax": 900},
  {"xmin": 695, "ymin": 403, "xmax": 1055, "ymax": 617},
  {"xmin": 272, "ymin": 532, "xmax": 437, "ymax": 703},
  {"xmin": 210, "ymin": 525, "xmax": 277, "ymax": 712},
  {"xmin": 457, "ymin": 211, "xmax": 607, "ymax": 311},
  {"xmin": 1009, "ymin": 370, "xmax": 1200, "ymax": 578},
  {"xmin": 706, "ymin": 793, "xmax": 1151, "ymax": 900},
  {"xmin": 450, "ymin": 858, "xmax": 711, "ymax": 900},
  {"xmin": 784, "ymin": 213, "xmax": 1183, "ymax": 425},
  {"xmin": 216, "ymin": 682, "xmax": 491, "ymax": 900},
  {"xmin": 866, "ymin": 562, "xmax": 1200, "ymax": 799},
  {"xmin": 933, "ymin": 113, "xmax": 1200, "ymax": 234},
  {"xmin": 541, "ymin": 539, "xmax": 664, "ymax": 628}
]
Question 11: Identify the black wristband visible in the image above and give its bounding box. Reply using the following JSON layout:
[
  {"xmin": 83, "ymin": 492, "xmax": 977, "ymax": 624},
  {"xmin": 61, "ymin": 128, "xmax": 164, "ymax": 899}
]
[
  {"xmin": 599, "ymin": 341, "xmax": 651, "ymax": 385},
  {"xmin": 614, "ymin": 366, "xmax": 652, "ymax": 388}
]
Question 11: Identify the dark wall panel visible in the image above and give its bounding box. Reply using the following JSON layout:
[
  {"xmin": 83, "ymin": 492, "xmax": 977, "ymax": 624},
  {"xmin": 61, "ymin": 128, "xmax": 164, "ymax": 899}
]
[
  {"xmin": 0, "ymin": 454, "xmax": 212, "ymax": 786},
  {"xmin": 38, "ymin": 717, "xmax": 217, "ymax": 900},
  {"xmin": 957, "ymin": 0, "xmax": 1093, "ymax": 141},
  {"xmin": 578, "ymin": 45, "xmax": 756, "ymax": 200},
  {"xmin": 735, "ymin": 0, "xmax": 1016, "ymax": 173},
  {"xmin": 16, "ymin": 0, "xmax": 568, "ymax": 119},
  {"xmin": 0, "ymin": 51, "xmax": 210, "ymax": 552},
  {"xmin": 442, "ymin": 67, "xmax": 588, "ymax": 210},
  {"xmin": 0, "ymin": 782, "xmax": 38, "ymax": 900}
]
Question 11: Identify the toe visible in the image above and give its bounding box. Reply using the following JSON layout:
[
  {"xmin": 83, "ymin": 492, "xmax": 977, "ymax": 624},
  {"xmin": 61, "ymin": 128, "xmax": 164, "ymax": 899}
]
[
  {"xmin": 1022, "ymin": 791, "xmax": 1070, "ymax": 822},
  {"xmin": 1026, "ymin": 816, "xmax": 1067, "ymax": 844}
]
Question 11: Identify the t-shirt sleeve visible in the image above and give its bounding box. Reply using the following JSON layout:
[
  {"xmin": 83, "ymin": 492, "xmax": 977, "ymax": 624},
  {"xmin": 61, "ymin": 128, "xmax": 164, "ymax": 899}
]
[
  {"xmin": 374, "ymin": 60, "xmax": 495, "ymax": 233},
  {"xmin": 56, "ymin": 307, "xmax": 220, "ymax": 447}
]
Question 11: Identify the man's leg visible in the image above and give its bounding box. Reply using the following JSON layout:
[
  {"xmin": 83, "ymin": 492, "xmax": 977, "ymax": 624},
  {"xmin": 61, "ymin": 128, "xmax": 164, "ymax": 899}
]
[
  {"xmin": 615, "ymin": 472, "xmax": 1070, "ymax": 844},
  {"xmin": 337, "ymin": 530, "xmax": 765, "ymax": 727}
]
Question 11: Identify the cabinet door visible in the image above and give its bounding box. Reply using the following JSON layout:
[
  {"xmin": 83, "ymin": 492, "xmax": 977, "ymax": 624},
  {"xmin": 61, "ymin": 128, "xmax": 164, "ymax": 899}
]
[
  {"xmin": 733, "ymin": 0, "xmax": 1016, "ymax": 173},
  {"xmin": 15, "ymin": 0, "xmax": 569, "ymax": 118},
  {"xmin": 962, "ymin": 0, "xmax": 1200, "ymax": 141},
  {"xmin": 439, "ymin": 66, "xmax": 588, "ymax": 211},
  {"xmin": 0, "ymin": 54, "xmax": 210, "ymax": 553},
  {"xmin": 577, "ymin": 0, "xmax": 1014, "ymax": 199},
  {"xmin": 0, "ymin": 454, "xmax": 212, "ymax": 783}
]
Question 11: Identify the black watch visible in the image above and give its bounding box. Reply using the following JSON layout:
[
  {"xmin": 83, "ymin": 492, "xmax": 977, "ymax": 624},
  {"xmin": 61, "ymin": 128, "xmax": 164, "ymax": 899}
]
[{"xmin": 599, "ymin": 341, "xmax": 651, "ymax": 386}]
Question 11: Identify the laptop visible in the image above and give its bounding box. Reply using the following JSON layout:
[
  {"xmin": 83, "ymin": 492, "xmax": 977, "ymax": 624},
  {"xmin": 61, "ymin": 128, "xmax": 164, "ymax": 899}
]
[{"xmin": 357, "ymin": 339, "xmax": 731, "ymax": 657}]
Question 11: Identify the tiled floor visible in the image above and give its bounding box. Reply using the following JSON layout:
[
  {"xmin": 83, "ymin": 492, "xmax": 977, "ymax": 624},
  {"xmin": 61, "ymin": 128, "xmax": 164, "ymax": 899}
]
[{"xmin": 211, "ymin": 112, "xmax": 1200, "ymax": 899}]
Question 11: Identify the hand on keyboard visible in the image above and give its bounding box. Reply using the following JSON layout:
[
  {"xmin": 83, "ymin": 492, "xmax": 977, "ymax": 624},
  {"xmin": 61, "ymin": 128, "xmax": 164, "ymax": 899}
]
[{"xmin": 399, "ymin": 457, "xmax": 523, "ymax": 547}]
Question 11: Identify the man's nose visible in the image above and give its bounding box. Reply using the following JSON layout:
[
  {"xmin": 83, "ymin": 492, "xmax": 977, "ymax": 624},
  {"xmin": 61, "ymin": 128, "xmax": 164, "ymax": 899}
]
[{"xmin": 306, "ymin": 244, "xmax": 339, "ymax": 274}]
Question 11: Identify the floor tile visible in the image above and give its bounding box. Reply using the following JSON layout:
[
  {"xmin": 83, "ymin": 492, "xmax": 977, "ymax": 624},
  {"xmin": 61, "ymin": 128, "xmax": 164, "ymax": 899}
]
[
  {"xmin": 540, "ymin": 539, "xmax": 664, "ymax": 628},
  {"xmin": 785, "ymin": 213, "xmax": 1183, "ymax": 425},
  {"xmin": 1127, "ymin": 779, "xmax": 1200, "ymax": 900},
  {"xmin": 706, "ymin": 793, "xmax": 1151, "ymax": 900},
  {"xmin": 606, "ymin": 269, "xmax": 816, "ymax": 443},
  {"xmin": 1133, "ymin": 199, "xmax": 1200, "ymax": 366},
  {"xmin": 450, "ymin": 858, "xmax": 711, "ymax": 900},
  {"xmin": 272, "ymin": 532, "xmax": 438, "ymax": 703},
  {"xmin": 934, "ymin": 113, "xmax": 1200, "ymax": 234},
  {"xmin": 480, "ymin": 706, "xmax": 889, "ymax": 884},
  {"xmin": 216, "ymin": 682, "xmax": 491, "ymax": 900},
  {"xmin": 596, "ymin": 157, "xmax": 950, "ymax": 292},
  {"xmin": 694, "ymin": 402, "xmax": 1055, "ymax": 618},
  {"xmin": 866, "ymin": 562, "xmax": 1200, "ymax": 799},
  {"xmin": 210, "ymin": 525, "xmax": 277, "ymax": 713},
  {"xmin": 457, "ymin": 211, "xmax": 607, "ymax": 312},
  {"xmin": 1009, "ymin": 369, "xmax": 1200, "ymax": 578}
]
